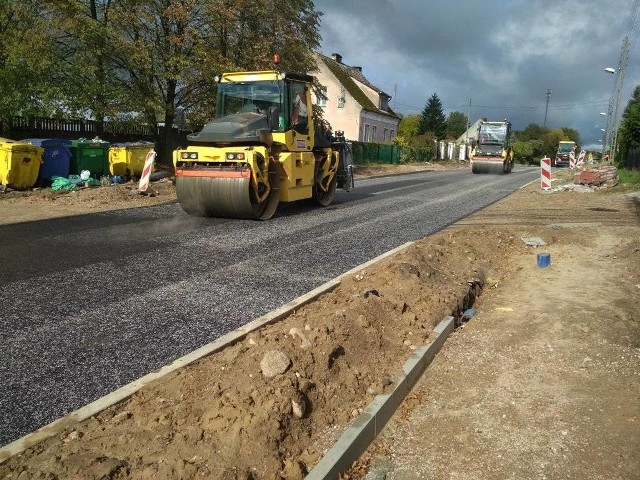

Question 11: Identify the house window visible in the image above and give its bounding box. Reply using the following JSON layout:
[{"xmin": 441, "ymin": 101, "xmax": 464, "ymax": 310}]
[
  {"xmin": 363, "ymin": 124, "xmax": 376, "ymax": 142},
  {"xmin": 317, "ymin": 86, "xmax": 327, "ymax": 107},
  {"xmin": 337, "ymin": 87, "xmax": 345, "ymax": 109},
  {"xmin": 384, "ymin": 128, "xmax": 389, "ymax": 141},
  {"xmin": 390, "ymin": 129, "xmax": 395, "ymax": 139}
]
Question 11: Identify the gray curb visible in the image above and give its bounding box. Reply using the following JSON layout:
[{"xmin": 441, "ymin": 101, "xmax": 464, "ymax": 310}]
[
  {"xmin": 305, "ymin": 316, "xmax": 456, "ymax": 480},
  {"xmin": 0, "ymin": 242, "xmax": 415, "ymax": 463}
]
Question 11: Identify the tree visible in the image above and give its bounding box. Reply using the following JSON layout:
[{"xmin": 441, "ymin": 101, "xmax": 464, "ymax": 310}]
[
  {"xmin": 418, "ymin": 93, "xmax": 446, "ymax": 139},
  {"xmin": 513, "ymin": 123, "xmax": 580, "ymax": 159},
  {"xmin": 512, "ymin": 139, "xmax": 543, "ymax": 165},
  {"xmin": 517, "ymin": 123, "xmax": 550, "ymax": 141},
  {"xmin": 34, "ymin": 0, "xmax": 322, "ymax": 163},
  {"xmin": 541, "ymin": 129, "xmax": 566, "ymax": 158},
  {"xmin": 41, "ymin": 0, "xmax": 125, "ymax": 134},
  {"xmin": 445, "ymin": 111, "xmax": 468, "ymax": 139},
  {"xmin": 398, "ymin": 114, "xmax": 421, "ymax": 138},
  {"xmin": 616, "ymin": 85, "xmax": 640, "ymax": 162},
  {"xmin": 111, "ymin": 0, "xmax": 323, "ymax": 161},
  {"xmin": 0, "ymin": 0, "xmax": 57, "ymax": 131},
  {"xmin": 560, "ymin": 127, "xmax": 580, "ymax": 145}
]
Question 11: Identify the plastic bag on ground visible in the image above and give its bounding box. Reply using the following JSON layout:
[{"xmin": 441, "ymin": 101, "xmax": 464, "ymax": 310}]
[{"xmin": 51, "ymin": 176, "xmax": 76, "ymax": 191}]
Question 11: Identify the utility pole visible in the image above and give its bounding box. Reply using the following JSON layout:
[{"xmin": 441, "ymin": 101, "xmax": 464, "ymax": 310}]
[
  {"xmin": 465, "ymin": 97, "xmax": 471, "ymax": 142},
  {"xmin": 544, "ymin": 89, "xmax": 551, "ymax": 126},
  {"xmin": 393, "ymin": 84, "xmax": 398, "ymax": 110},
  {"xmin": 603, "ymin": 98, "xmax": 614, "ymax": 157},
  {"xmin": 610, "ymin": 36, "xmax": 630, "ymax": 162},
  {"xmin": 602, "ymin": 97, "xmax": 613, "ymax": 159}
]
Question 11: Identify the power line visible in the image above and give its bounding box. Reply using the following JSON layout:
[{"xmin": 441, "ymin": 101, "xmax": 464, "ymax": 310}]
[{"xmin": 394, "ymin": 99, "xmax": 609, "ymax": 113}]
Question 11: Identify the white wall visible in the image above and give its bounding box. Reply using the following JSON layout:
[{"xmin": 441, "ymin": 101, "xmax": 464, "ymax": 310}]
[{"xmin": 312, "ymin": 62, "xmax": 362, "ymax": 141}]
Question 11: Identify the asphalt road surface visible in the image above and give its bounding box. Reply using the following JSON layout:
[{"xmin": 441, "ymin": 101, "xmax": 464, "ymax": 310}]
[{"xmin": 0, "ymin": 167, "xmax": 539, "ymax": 446}]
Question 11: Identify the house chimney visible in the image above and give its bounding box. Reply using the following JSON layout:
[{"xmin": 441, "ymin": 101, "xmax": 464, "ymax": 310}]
[
  {"xmin": 331, "ymin": 53, "xmax": 342, "ymax": 64},
  {"xmin": 352, "ymin": 66, "xmax": 362, "ymax": 72}
]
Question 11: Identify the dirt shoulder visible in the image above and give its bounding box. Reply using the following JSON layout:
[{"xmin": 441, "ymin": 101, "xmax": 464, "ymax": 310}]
[
  {"xmin": 361, "ymin": 176, "xmax": 640, "ymax": 480},
  {"xmin": 1, "ymin": 165, "xmax": 639, "ymax": 480}
]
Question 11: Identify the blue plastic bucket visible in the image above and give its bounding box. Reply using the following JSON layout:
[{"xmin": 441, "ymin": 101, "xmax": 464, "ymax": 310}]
[{"xmin": 537, "ymin": 252, "xmax": 551, "ymax": 268}]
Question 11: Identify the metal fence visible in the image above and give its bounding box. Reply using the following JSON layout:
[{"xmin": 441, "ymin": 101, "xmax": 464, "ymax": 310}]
[
  {"xmin": 350, "ymin": 141, "xmax": 465, "ymax": 164},
  {"xmin": 351, "ymin": 142, "xmax": 402, "ymax": 164},
  {"xmin": 3, "ymin": 115, "xmax": 154, "ymax": 142},
  {"xmin": 624, "ymin": 147, "xmax": 640, "ymax": 170}
]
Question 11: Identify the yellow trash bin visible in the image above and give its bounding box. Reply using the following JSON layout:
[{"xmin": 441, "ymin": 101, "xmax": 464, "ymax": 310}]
[
  {"xmin": 0, "ymin": 137, "xmax": 43, "ymax": 189},
  {"xmin": 109, "ymin": 142, "xmax": 155, "ymax": 176}
]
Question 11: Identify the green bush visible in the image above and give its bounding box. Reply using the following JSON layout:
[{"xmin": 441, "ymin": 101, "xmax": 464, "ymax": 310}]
[{"xmin": 400, "ymin": 145, "xmax": 434, "ymax": 163}]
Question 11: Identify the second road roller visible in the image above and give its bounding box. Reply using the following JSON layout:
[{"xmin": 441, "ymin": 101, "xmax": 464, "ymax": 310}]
[
  {"xmin": 470, "ymin": 120, "xmax": 514, "ymax": 174},
  {"xmin": 173, "ymin": 69, "xmax": 354, "ymax": 219}
]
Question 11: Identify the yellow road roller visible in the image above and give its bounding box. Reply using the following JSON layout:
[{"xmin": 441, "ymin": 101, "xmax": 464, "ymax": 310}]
[
  {"xmin": 470, "ymin": 120, "xmax": 514, "ymax": 174},
  {"xmin": 173, "ymin": 70, "xmax": 353, "ymax": 219}
]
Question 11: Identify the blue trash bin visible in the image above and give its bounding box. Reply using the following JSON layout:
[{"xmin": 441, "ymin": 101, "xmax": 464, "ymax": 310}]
[{"xmin": 22, "ymin": 138, "xmax": 72, "ymax": 184}]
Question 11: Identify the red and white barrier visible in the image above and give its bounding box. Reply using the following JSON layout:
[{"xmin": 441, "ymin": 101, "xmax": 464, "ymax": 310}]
[
  {"xmin": 139, "ymin": 150, "xmax": 156, "ymax": 192},
  {"xmin": 541, "ymin": 157, "xmax": 551, "ymax": 190},
  {"xmin": 569, "ymin": 150, "xmax": 576, "ymax": 169},
  {"xmin": 577, "ymin": 149, "xmax": 585, "ymax": 168}
]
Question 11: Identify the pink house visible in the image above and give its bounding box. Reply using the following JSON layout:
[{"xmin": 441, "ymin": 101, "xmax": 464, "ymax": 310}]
[{"xmin": 311, "ymin": 53, "xmax": 400, "ymax": 143}]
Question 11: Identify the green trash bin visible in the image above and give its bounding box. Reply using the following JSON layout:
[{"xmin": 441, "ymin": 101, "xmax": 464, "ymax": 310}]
[{"xmin": 69, "ymin": 139, "xmax": 110, "ymax": 177}]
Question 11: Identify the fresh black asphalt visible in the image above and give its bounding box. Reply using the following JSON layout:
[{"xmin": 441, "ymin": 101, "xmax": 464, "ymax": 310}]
[{"xmin": 0, "ymin": 167, "xmax": 539, "ymax": 446}]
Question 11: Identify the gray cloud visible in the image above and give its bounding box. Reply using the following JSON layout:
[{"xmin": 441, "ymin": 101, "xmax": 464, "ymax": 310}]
[{"xmin": 312, "ymin": 0, "xmax": 639, "ymax": 148}]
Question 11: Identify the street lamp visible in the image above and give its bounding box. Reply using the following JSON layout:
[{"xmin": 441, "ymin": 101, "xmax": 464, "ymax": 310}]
[{"xmin": 601, "ymin": 67, "xmax": 617, "ymax": 162}]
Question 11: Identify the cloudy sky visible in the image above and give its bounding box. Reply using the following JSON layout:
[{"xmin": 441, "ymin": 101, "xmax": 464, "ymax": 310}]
[{"xmin": 312, "ymin": 0, "xmax": 640, "ymax": 149}]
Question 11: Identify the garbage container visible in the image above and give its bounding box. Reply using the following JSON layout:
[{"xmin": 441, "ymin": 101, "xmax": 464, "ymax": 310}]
[
  {"xmin": 109, "ymin": 142, "xmax": 155, "ymax": 176},
  {"xmin": 22, "ymin": 138, "xmax": 72, "ymax": 184},
  {"xmin": 0, "ymin": 137, "xmax": 43, "ymax": 189},
  {"xmin": 69, "ymin": 139, "xmax": 110, "ymax": 177}
]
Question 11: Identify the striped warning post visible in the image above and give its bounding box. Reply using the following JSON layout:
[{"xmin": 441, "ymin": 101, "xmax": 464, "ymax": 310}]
[
  {"xmin": 569, "ymin": 150, "xmax": 576, "ymax": 169},
  {"xmin": 577, "ymin": 149, "xmax": 585, "ymax": 168},
  {"xmin": 541, "ymin": 157, "xmax": 551, "ymax": 190},
  {"xmin": 138, "ymin": 150, "xmax": 156, "ymax": 192}
]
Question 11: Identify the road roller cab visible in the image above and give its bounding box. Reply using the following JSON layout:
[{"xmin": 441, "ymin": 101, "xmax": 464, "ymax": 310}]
[
  {"xmin": 555, "ymin": 141, "xmax": 576, "ymax": 168},
  {"xmin": 173, "ymin": 70, "xmax": 353, "ymax": 220},
  {"xmin": 470, "ymin": 120, "xmax": 514, "ymax": 174}
]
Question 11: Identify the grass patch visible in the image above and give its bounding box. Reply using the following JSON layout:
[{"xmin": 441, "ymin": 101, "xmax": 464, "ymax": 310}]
[{"xmin": 618, "ymin": 168, "xmax": 640, "ymax": 186}]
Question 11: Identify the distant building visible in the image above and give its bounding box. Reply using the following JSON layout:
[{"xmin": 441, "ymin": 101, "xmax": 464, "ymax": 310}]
[
  {"xmin": 456, "ymin": 118, "xmax": 485, "ymax": 146},
  {"xmin": 311, "ymin": 52, "xmax": 400, "ymax": 142}
]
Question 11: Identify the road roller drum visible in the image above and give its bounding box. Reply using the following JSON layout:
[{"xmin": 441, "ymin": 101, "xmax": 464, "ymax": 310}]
[{"xmin": 175, "ymin": 161, "xmax": 280, "ymax": 220}]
